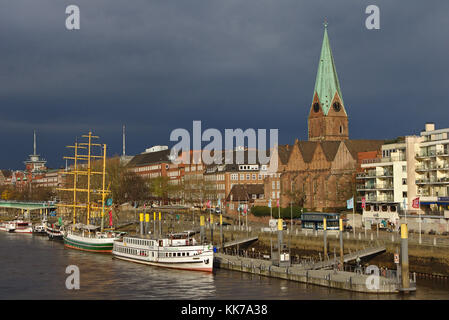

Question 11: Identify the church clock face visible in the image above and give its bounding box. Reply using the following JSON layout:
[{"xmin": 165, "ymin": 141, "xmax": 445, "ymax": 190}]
[
  {"xmin": 333, "ymin": 102, "xmax": 341, "ymax": 112},
  {"xmin": 313, "ymin": 103, "xmax": 320, "ymax": 113}
]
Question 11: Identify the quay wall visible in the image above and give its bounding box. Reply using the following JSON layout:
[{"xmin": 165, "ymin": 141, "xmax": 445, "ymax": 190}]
[
  {"xmin": 214, "ymin": 253, "xmax": 399, "ymax": 293},
  {"xmin": 205, "ymin": 228, "xmax": 449, "ymax": 277}
]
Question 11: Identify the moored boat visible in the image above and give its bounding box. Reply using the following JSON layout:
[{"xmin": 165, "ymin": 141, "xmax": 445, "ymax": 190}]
[
  {"xmin": 13, "ymin": 220, "xmax": 33, "ymax": 234},
  {"xmin": 0, "ymin": 222, "xmax": 16, "ymax": 233},
  {"xmin": 33, "ymin": 221, "xmax": 47, "ymax": 235},
  {"xmin": 112, "ymin": 231, "xmax": 214, "ymax": 272},
  {"xmin": 63, "ymin": 224, "xmax": 124, "ymax": 253},
  {"xmin": 46, "ymin": 223, "xmax": 64, "ymax": 240}
]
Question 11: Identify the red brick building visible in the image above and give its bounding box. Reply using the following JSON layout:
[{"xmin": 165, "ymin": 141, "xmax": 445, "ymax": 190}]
[{"xmin": 277, "ymin": 25, "xmax": 384, "ymax": 211}]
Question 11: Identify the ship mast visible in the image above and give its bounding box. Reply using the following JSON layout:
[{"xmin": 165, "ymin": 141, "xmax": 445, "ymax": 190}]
[{"xmin": 57, "ymin": 131, "xmax": 109, "ymax": 230}]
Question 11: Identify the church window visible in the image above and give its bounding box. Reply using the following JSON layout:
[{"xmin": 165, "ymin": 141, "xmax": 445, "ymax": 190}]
[{"xmin": 333, "ymin": 102, "xmax": 341, "ymax": 112}]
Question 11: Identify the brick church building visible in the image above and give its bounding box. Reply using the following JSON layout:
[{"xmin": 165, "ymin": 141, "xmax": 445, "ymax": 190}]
[{"xmin": 276, "ymin": 23, "xmax": 384, "ymax": 211}]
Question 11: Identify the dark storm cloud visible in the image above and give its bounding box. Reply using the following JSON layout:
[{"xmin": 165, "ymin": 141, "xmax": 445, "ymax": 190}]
[{"xmin": 0, "ymin": 0, "xmax": 448, "ymax": 169}]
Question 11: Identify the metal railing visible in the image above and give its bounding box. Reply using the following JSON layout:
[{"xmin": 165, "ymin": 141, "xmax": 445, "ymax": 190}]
[
  {"xmin": 416, "ymin": 177, "xmax": 449, "ymax": 184},
  {"xmin": 357, "ymin": 184, "xmax": 393, "ymax": 190}
]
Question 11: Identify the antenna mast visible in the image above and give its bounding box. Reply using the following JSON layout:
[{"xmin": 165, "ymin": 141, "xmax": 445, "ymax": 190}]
[
  {"xmin": 123, "ymin": 125, "xmax": 126, "ymax": 156},
  {"xmin": 33, "ymin": 130, "xmax": 37, "ymax": 155}
]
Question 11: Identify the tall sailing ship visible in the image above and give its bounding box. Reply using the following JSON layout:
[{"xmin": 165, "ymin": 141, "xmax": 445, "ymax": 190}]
[{"xmin": 57, "ymin": 131, "xmax": 123, "ymax": 253}]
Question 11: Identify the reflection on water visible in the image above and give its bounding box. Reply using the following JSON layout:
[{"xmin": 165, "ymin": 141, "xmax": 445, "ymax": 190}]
[{"xmin": 0, "ymin": 232, "xmax": 448, "ymax": 300}]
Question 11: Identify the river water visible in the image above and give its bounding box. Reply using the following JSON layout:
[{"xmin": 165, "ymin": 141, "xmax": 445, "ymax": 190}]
[{"xmin": 0, "ymin": 232, "xmax": 447, "ymax": 300}]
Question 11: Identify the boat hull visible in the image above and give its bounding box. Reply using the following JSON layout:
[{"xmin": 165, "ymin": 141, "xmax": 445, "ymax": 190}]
[
  {"xmin": 0, "ymin": 226, "xmax": 14, "ymax": 232},
  {"xmin": 47, "ymin": 228, "xmax": 64, "ymax": 240},
  {"xmin": 113, "ymin": 254, "xmax": 213, "ymax": 272},
  {"xmin": 14, "ymin": 228, "xmax": 33, "ymax": 234},
  {"xmin": 113, "ymin": 237, "xmax": 214, "ymax": 273},
  {"xmin": 63, "ymin": 233, "xmax": 118, "ymax": 253}
]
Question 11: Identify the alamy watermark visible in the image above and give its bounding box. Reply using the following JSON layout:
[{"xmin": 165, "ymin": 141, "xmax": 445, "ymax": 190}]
[
  {"xmin": 365, "ymin": 5, "xmax": 380, "ymax": 30},
  {"xmin": 65, "ymin": 5, "xmax": 80, "ymax": 30},
  {"xmin": 365, "ymin": 265, "xmax": 380, "ymax": 290},
  {"xmin": 65, "ymin": 265, "xmax": 80, "ymax": 290},
  {"xmin": 170, "ymin": 121, "xmax": 279, "ymax": 171}
]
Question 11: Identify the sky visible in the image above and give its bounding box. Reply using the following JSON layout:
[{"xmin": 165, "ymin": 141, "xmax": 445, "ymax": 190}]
[{"xmin": 0, "ymin": 0, "xmax": 448, "ymax": 170}]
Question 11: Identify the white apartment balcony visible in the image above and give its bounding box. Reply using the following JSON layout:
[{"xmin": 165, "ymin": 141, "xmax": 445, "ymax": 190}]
[
  {"xmin": 356, "ymin": 183, "xmax": 394, "ymax": 191},
  {"xmin": 415, "ymin": 177, "xmax": 449, "ymax": 185},
  {"xmin": 361, "ymin": 154, "xmax": 406, "ymax": 165},
  {"xmin": 416, "ymin": 162, "xmax": 449, "ymax": 172},
  {"xmin": 416, "ymin": 150, "xmax": 449, "ymax": 159},
  {"xmin": 356, "ymin": 170, "xmax": 393, "ymax": 179},
  {"xmin": 418, "ymin": 190, "xmax": 449, "ymax": 197},
  {"xmin": 356, "ymin": 171, "xmax": 377, "ymax": 179},
  {"xmin": 416, "ymin": 150, "xmax": 437, "ymax": 159},
  {"xmin": 357, "ymin": 195, "xmax": 395, "ymax": 203}
]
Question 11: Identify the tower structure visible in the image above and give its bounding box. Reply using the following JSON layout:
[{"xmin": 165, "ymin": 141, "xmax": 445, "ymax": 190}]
[
  {"xmin": 24, "ymin": 130, "xmax": 47, "ymax": 173},
  {"xmin": 308, "ymin": 22, "xmax": 349, "ymax": 141}
]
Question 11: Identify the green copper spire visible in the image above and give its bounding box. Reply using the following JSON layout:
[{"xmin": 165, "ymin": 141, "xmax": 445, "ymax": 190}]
[{"xmin": 312, "ymin": 22, "xmax": 344, "ymax": 115}]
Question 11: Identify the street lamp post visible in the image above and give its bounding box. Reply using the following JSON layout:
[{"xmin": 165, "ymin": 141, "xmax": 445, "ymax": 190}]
[{"xmin": 290, "ymin": 180, "xmax": 293, "ymax": 232}]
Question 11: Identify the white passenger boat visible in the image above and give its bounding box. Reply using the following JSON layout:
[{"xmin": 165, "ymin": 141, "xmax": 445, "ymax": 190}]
[
  {"xmin": 0, "ymin": 222, "xmax": 16, "ymax": 233},
  {"xmin": 112, "ymin": 231, "xmax": 214, "ymax": 272},
  {"xmin": 33, "ymin": 221, "xmax": 47, "ymax": 235},
  {"xmin": 13, "ymin": 220, "xmax": 33, "ymax": 234}
]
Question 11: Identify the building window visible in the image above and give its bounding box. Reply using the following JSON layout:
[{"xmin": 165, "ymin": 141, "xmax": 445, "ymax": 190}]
[
  {"xmin": 272, "ymin": 181, "xmax": 276, "ymax": 189},
  {"xmin": 402, "ymin": 192, "xmax": 407, "ymax": 198},
  {"xmin": 240, "ymin": 174, "xmax": 244, "ymax": 180},
  {"xmin": 252, "ymin": 174, "xmax": 256, "ymax": 180},
  {"xmin": 402, "ymin": 178, "xmax": 407, "ymax": 185}
]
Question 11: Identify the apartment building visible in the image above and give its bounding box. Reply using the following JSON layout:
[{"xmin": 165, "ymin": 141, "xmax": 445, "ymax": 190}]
[
  {"xmin": 358, "ymin": 136, "xmax": 422, "ymax": 227},
  {"xmin": 415, "ymin": 123, "xmax": 449, "ymax": 214},
  {"xmin": 358, "ymin": 140, "xmax": 408, "ymax": 227}
]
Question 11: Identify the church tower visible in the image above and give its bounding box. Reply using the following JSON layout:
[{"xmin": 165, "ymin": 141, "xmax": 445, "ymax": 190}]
[{"xmin": 308, "ymin": 22, "xmax": 349, "ymax": 141}]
